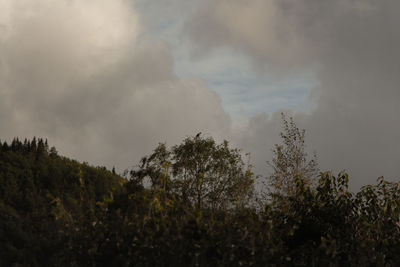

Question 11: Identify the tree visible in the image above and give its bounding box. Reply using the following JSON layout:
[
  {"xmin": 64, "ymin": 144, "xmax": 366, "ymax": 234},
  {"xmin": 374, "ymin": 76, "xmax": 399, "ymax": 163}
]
[
  {"xmin": 131, "ymin": 135, "xmax": 255, "ymax": 210},
  {"xmin": 268, "ymin": 113, "xmax": 318, "ymax": 197},
  {"xmin": 130, "ymin": 143, "xmax": 171, "ymax": 192}
]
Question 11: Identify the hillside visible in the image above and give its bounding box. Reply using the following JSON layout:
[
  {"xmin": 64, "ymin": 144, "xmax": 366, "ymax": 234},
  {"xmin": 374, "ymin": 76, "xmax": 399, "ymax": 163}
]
[
  {"xmin": 1, "ymin": 136, "xmax": 400, "ymax": 266},
  {"xmin": 0, "ymin": 138, "xmax": 122, "ymax": 266}
]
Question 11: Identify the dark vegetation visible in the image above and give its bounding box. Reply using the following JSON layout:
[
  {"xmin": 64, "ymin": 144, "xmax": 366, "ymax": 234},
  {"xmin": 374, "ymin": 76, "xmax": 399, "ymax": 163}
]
[{"xmin": 2, "ymin": 117, "xmax": 400, "ymax": 266}]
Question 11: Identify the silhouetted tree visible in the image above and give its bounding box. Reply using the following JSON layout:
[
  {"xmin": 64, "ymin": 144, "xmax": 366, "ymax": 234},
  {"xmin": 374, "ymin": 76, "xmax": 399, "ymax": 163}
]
[
  {"xmin": 131, "ymin": 135, "xmax": 255, "ymax": 210},
  {"xmin": 268, "ymin": 113, "xmax": 318, "ymax": 197}
]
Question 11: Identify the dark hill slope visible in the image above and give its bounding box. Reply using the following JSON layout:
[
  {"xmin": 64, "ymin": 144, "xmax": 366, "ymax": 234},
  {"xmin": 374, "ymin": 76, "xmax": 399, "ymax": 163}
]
[
  {"xmin": 0, "ymin": 138, "xmax": 123, "ymax": 266},
  {"xmin": 2, "ymin": 137, "xmax": 400, "ymax": 266}
]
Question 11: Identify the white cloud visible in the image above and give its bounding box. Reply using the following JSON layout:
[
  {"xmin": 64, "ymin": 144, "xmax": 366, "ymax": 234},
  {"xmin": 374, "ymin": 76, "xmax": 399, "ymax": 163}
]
[{"xmin": 0, "ymin": 0, "xmax": 230, "ymax": 170}]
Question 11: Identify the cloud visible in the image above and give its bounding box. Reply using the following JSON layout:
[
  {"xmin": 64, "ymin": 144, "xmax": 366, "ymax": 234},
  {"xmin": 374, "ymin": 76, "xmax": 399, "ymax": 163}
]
[
  {"xmin": 185, "ymin": 0, "xmax": 312, "ymax": 72},
  {"xmin": 0, "ymin": 0, "xmax": 230, "ymax": 170},
  {"xmin": 3, "ymin": 0, "xmax": 399, "ymax": 191},
  {"xmin": 185, "ymin": 0, "xmax": 400, "ymax": 189}
]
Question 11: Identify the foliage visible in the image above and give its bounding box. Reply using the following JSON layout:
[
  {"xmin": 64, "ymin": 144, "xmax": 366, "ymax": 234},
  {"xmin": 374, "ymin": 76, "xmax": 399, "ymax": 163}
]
[
  {"xmin": 130, "ymin": 135, "xmax": 255, "ymax": 210},
  {"xmin": 1, "ymin": 130, "xmax": 400, "ymax": 266},
  {"xmin": 0, "ymin": 138, "xmax": 122, "ymax": 266},
  {"xmin": 268, "ymin": 113, "xmax": 318, "ymax": 196}
]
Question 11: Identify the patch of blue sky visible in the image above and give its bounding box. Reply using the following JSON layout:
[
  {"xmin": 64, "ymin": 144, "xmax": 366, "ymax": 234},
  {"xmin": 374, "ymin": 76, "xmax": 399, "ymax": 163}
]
[
  {"xmin": 173, "ymin": 46, "xmax": 318, "ymax": 120},
  {"xmin": 207, "ymin": 71, "xmax": 317, "ymax": 120}
]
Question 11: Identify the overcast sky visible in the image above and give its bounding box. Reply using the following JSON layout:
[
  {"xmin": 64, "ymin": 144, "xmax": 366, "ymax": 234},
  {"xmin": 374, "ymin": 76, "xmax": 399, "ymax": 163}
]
[{"xmin": 1, "ymin": 0, "xmax": 399, "ymax": 190}]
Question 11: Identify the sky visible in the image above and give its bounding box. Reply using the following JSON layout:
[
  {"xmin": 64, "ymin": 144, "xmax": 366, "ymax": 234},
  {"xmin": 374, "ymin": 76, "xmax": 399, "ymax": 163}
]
[{"xmin": 1, "ymin": 0, "xmax": 399, "ymax": 190}]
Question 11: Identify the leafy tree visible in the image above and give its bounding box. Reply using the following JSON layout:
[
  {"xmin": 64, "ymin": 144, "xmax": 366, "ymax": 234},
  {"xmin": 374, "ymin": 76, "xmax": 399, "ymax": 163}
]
[
  {"xmin": 131, "ymin": 134, "xmax": 255, "ymax": 210},
  {"xmin": 268, "ymin": 113, "xmax": 318, "ymax": 197}
]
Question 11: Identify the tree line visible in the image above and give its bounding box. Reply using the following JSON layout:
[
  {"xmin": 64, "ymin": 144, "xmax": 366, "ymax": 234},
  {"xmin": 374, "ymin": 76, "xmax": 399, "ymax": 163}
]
[{"xmin": 1, "ymin": 116, "xmax": 400, "ymax": 266}]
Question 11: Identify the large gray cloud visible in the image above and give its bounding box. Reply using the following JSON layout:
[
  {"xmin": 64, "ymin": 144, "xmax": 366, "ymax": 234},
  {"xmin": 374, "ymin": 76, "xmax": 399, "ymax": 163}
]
[
  {"xmin": 2, "ymin": 0, "xmax": 399, "ymax": 191},
  {"xmin": 185, "ymin": 0, "xmax": 400, "ymax": 189},
  {"xmin": 0, "ymin": 0, "xmax": 230, "ymax": 171}
]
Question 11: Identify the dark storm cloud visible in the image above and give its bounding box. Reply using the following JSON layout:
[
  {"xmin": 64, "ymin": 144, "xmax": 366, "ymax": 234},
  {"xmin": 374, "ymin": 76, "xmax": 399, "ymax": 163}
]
[{"xmin": 185, "ymin": 0, "xmax": 400, "ymax": 189}]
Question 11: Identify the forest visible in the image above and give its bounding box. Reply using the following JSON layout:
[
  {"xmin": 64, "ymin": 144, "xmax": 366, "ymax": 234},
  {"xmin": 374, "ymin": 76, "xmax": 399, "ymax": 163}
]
[{"xmin": 1, "ymin": 117, "xmax": 400, "ymax": 266}]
